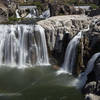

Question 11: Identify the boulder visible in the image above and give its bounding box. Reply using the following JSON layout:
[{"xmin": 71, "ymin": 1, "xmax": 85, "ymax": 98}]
[
  {"xmin": 94, "ymin": 57, "xmax": 100, "ymax": 81},
  {"xmin": 37, "ymin": 15, "xmax": 90, "ymax": 64},
  {"xmin": 37, "ymin": 15, "xmax": 89, "ymax": 51},
  {"xmin": 49, "ymin": 3, "xmax": 85, "ymax": 16},
  {"xmin": 83, "ymin": 17, "xmax": 100, "ymax": 67},
  {"xmin": 83, "ymin": 81, "xmax": 100, "ymax": 100},
  {"xmin": 0, "ymin": 3, "xmax": 8, "ymax": 23},
  {"xmin": 85, "ymin": 93, "xmax": 100, "ymax": 100}
]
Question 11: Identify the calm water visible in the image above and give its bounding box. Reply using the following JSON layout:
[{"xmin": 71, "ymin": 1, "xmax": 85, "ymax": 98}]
[{"xmin": 0, "ymin": 66, "xmax": 84, "ymax": 100}]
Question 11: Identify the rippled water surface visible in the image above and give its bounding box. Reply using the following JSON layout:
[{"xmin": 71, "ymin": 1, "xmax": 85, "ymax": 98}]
[{"xmin": 0, "ymin": 66, "xmax": 84, "ymax": 100}]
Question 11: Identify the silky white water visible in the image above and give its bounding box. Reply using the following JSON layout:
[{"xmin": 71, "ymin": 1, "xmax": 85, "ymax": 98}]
[
  {"xmin": 16, "ymin": 6, "xmax": 50, "ymax": 19},
  {"xmin": 0, "ymin": 25, "xmax": 49, "ymax": 68},
  {"xmin": 16, "ymin": 9, "xmax": 21, "ymax": 18},
  {"xmin": 57, "ymin": 26, "xmax": 89, "ymax": 75},
  {"xmin": 76, "ymin": 53, "xmax": 100, "ymax": 88},
  {"xmin": 16, "ymin": 6, "xmax": 38, "ymax": 18},
  {"xmin": 39, "ymin": 9, "xmax": 50, "ymax": 19}
]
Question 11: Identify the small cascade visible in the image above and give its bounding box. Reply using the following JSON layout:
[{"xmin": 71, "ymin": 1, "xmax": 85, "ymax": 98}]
[
  {"xmin": 0, "ymin": 25, "xmax": 49, "ymax": 67},
  {"xmin": 16, "ymin": 6, "xmax": 50, "ymax": 19},
  {"xmin": 25, "ymin": 8, "xmax": 37, "ymax": 18},
  {"xmin": 76, "ymin": 53, "xmax": 100, "ymax": 88},
  {"xmin": 62, "ymin": 31, "xmax": 83, "ymax": 73},
  {"xmin": 16, "ymin": 9, "xmax": 21, "ymax": 18},
  {"xmin": 39, "ymin": 9, "xmax": 50, "ymax": 19},
  {"xmin": 17, "ymin": 6, "xmax": 38, "ymax": 18},
  {"xmin": 57, "ymin": 26, "xmax": 89, "ymax": 75}
]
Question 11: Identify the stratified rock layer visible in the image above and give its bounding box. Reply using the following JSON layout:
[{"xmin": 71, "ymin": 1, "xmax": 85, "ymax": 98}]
[{"xmin": 37, "ymin": 15, "xmax": 90, "ymax": 51}]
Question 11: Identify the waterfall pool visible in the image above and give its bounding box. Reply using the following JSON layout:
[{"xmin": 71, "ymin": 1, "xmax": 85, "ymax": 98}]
[{"xmin": 0, "ymin": 65, "xmax": 84, "ymax": 100}]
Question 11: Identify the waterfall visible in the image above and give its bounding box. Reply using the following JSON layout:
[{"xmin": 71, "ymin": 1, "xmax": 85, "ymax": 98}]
[
  {"xmin": 17, "ymin": 6, "xmax": 50, "ymax": 19},
  {"xmin": 0, "ymin": 24, "xmax": 49, "ymax": 68},
  {"xmin": 76, "ymin": 53, "xmax": 100, "ymax": 88},
  {"xmin": 62, "ymin": 31, "xmax": 83, "ymax": 73},
  {"xmin": 25, "ymin": 8, "xmax": 37, "ymax": 18},
  {"xmin": 57, "ymin": 26, "xmax": 89, "ymax": 75},
  {"xmin": 17, "ymin": 6, "xmax": 38, "ymax": 18},
  {"xmin": 39, "ymin": 9, "xmax": 50, "ymax": 19},
  {"xmin": 16, "ymin": 9, "xmax": 21, "ymax": 18}
]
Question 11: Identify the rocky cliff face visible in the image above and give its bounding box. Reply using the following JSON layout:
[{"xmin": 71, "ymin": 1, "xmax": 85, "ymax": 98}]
[
  {"xmin": 37, "ymin": 15, "xmax": 100, "ymax": 98},
  {"xmin": 0, "ymin": 0, "xmax": 9, "ymax": 23},
  {"xmin": 37, "ymin": 15, "xmax": 89, "ymax": 50},
  {"xmin": 37, "ymin": 15, "xmax": 90, "ymax": 64},
  {"xmin": 82, "ymin": 19, "xmax": 100, "ymax": 99},
  {"xmin": 48, "ymin": 4, "xmax": 85, "ymax": 16}
]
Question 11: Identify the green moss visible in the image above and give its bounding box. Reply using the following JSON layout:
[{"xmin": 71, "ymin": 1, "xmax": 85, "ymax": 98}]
[{"xmin": 8, "ymin": 17, "xmax": 21, "ymax": 21}]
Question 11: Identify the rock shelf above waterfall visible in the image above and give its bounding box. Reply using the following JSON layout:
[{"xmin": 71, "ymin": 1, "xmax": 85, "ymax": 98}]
[{"xmin": 37, "ymin": 15, "xmax": 90, "ymax": 51}]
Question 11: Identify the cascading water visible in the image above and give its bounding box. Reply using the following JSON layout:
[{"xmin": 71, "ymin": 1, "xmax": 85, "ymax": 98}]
[
  {"xmin": 0, "ymin": 24, "xmax": 49, "ymax": 67},
  {"xmin": 25, "ymin": 8, "xmax": 37, "ymax": 18},
  {"xmin": 76, "ymin": 53, "xmax": 100, "ymax": 88},
  {"xmin": 39, "ymin": 9, "xmax": 50, "ymax": 19},
  {"xmin": 16, "ymin": 9, "xmax": 21, "ymax": 18},
  {"xmin": 16, "ymin": 6, "xmax": 38, "ymax": 18},
  {"xmin": 57, "ymin": 26, "xmax": 89, "ymax": 75},
  {"xmin": 16, "ymin": 6, "xmax": 50, "ymax": 19}
]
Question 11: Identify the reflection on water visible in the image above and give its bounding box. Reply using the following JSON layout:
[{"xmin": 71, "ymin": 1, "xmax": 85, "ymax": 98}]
[{"xmin": 0, "ymin": 66, "xmax": 84, "ymax": 100}]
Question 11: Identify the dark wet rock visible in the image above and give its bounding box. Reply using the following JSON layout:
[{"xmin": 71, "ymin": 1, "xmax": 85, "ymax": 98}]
[
  {"xmin": 85, "ymin": 93, "xmax": 100, "ymax": 100},
  {"xmin": 8, "ymin": 1, "xmax": 17, "ymax": 17},
  {"xmin": 94, "ymin": 57, "xmax": 100, "ymax": 81},
  {"xmin": 49, "ymin": 4, "xmax": 85, "ymax": 16},
  {"xmin": 75, "ymin": 18, "xmax": 100, "ymax": 71},
  {"xmin": 83, "ymin": 81, "xmax": 100, "ymax": 100},
  {"xmin": 82, "ymin": 43, "xmax": 100, "ymax": 99},
  {"xmin": 83, "ymin": 81, "xmax": 97, "ymax": 94},
  {"xmin": 88, "ymin": 9, "xmax": 100, "ymax": 17},
  {"xmin": 37, "ymin": 15, "xmax": 89, "ymax": 65},
  {"xmin": 37, "ymin": 15, "xmax": 89, "ymax": 51},
  {"xmin": 0, "ymin": 1, "xmax": 9, "ymax": 23},
  {"xmin": 61, "ymin": 32, "xmax": 72, "ymax": 63}
]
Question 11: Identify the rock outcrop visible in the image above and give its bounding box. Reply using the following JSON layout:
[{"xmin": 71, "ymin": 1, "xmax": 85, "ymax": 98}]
[
  {"xmin": 49, "ymin": 3, "xmax": 85, "ymax": 16},
  {"xmin": 37, "ymin": 15, "xmax": 90, "ymax": 64},
  {"xmin": 37, "ymin": 15, "xmax": 89, "ymax": 50},
  {"xmin": 78, "ymin": 17, "xmax": 100, "ymax": 99},
  {"xmin": 0, "ymin": 1, "xmax": 9, "ymax": 23},
  {"xmin": 83, "ymin": 17, "xmax": 100, "ymax": 66},
  {"xmin": 37, "ymin": 15, "xmax": 100, "ymax": 98},
  {"xmin": 83, "ymin": 81, "xmax": 100, "ymax": 100}
]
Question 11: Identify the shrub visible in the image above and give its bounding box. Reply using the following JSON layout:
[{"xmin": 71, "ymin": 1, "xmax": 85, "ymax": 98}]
[
  {"xmin": 8, "ymin": 17, "xmax": 21, "ymax": 22},
  {"xmin": 89, "ymin": 4, "xmax": 99, "ymax": 9}
]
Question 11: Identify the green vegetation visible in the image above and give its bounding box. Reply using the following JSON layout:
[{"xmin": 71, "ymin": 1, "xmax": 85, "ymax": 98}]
[
  {"xmin": 1, "ymin": 17, "xmax": 44, "ymax": 24},
  {"xmin": 8, "ymin": 17, "xmax": 21, "ymax": 22},
  {"xmin": 89, "ymin": 4, "xmax": 99, "ymax": 9}
]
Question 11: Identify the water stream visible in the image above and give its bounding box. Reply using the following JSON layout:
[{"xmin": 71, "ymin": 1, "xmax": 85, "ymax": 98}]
[
  {"xmin": 76, "ymin": 53, "xmax": 100, "ymax": 88},
  {"xmin": 57, "ymin": 26, "xmax": 89, "ymax": 75},
  {"xmin": 0, "ymin": 24, "xmax": 49, "ymax": 67}
]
